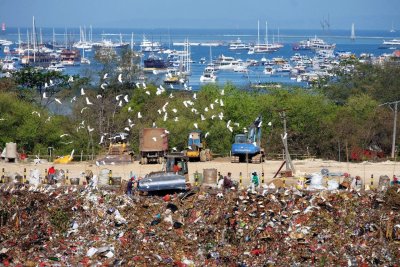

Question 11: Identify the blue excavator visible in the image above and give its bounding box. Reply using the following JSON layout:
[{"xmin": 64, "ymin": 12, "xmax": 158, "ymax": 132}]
[{"xmin": 231, "ymin": 116, "xmax": 265, "ymax": 164}]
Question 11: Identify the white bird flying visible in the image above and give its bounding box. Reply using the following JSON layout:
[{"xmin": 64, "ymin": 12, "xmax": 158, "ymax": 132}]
[
  {"xmin": 234, "ymin": 122, "xmax": 240, "ymax": 127},
  {"xmin": 124, "ymin": 127, "xmax": 130, "ymax": 131},
  {"xmin": 68, "ymin": 76, "xmax": 74, "ymax": 83},
  {"xmin": 71, "ymin": 96, "xmax": 77, "ymax": 103},
  {"xmin": 96, "ymin": 95, "xmax": 102, "ymax": 99},
  {"xmin": 99, "ymin": 135, "xmax": 104, "ymax": 144},
  {"xmin": 137, "ymin": 112, "xmax": 142, "ymax": 119},
  {"xmin": 43, "ymin": 92, "xmax": 48, "ymax": 99},
  {"xmin": 220, "ymin": 99, "xmax": 224, "ymax": 106},
  {"xmin": 169, "ymin": 84, "xmax": 174, "ymax": 89},
  {"xmin": 268, "ymin": 121, "xmax": 272, "ymax": 126},
  {"xmin": 163, "ymin": 112, "xmax": 168, "ymax": 122},
  {"xmin": 193, "ymin": 93, "xmax": 197, "ymax": 99},
  {"xmin": 44, "ymin": 82, "xmax": 49, "ymax": 88},
  {"xmin": 205, "ymin": 132, "xmax": 210, "ymax": 138},
  {"xmin": 85, "ymin": 97, "xmax": 93, "ymax": 105},
  {"xmin": 173, "ymin": 117, "xmax": 179, "ymax": 122},
  {"xmin": 157, "ymin": 109, "xmax": 162, "ymax": 115},
  {"xmin": 128, "ymin": 107, "xmax": 132, "ymax": 112},
  {"xmin": 80, "ymin": 88, "xmax": 85, "ymax": 95},
  {"xmin": 164, "ymin": 129, "xmax": 170, "ymax": 134},
  {"xmin": 103, "ymin": 73, "xmax": 108, "ymax": 79},
  {"xmin": 258, "ymin": 121, "xmax": 262, "ymax": 128},
  {"xmin": 218, "ymin": 112, "xmax": 224, "ymax": 120},
  {"xmin": 80, "ymin": 107, "xmax": 88, "ymax": 113},
  {"xmin": 211, "ymin": 115, "xmax": 216, "ymax": 120},
  {"xmin": 172, "ymin": 147, "xmax": 177, "ymax": 151},
  {"xmin": 49, "ymin": 79, "xmax": 54, "ymax": 86},
  {"xmin": 221, "ymin": 89, "xmax": 224, "ymax": 95},
  {"xmin": 60, "ymin": 133, "xmax": 70, "ymax": 138},
  {"xmin": 123, "ymin": 95, "xmax": 129, "ymax": 103},
  {"xmin": 227, "ymin": 126, "xmax": 233, "ymax": 132},
  {"xmin": 116, "ymin": 94, "xmax": 123, "ymax": 101},
  {"xmin": 142, "ymin": 82, "xmax": 147, "ymax": 89},
  {"xmin": 201, "ymin": 114, "xmax": 206, "ymax": 121},
  {"xmin": 145, "ymin": 91, "xmax": 150, "ymax": 95},
  {"xmin": 55, "ymin": 98, "xmax": 62, "ymax": 104},
  {"xmin": 152, "ymin": 137, "xmax": 157, "ymax": 142},
  {"xmin": 87, "ymin": 126, "xmax": 94, "ymax": 132},
  {"xmin": 183, "ymin": 101, "xmax": 188, "ymax": 108},
  {"xmin": 118, "ymin": 100, "xmax": 123, "ymax": 107},
  {"xmin": 210, "ymin": 103, "xmax": 214, "ymax": 110},
  {"xmin": 204, "ymin": 107, "xmax": 209, "ymax": 112},
  {"xmin": 172, "ymin": 108, "xmax": 177, "ymax": 113},
  {"xmin": 169, "ymin": 93, "xmax": 174, "ymax": 98},
  {"xmin": 193, "ymin": 123, "xmax": 198, "ymax": 129},
  {"xmin": 100, "ymin": 83, "xmax": 107, "ymax": 90},
  {"xmin": 135, "ymin": 82, "xmax": 140, "ymax": 88},
  {"xmin": 118, "ymin": 73, "xmax": 123, "ymax": 83}
]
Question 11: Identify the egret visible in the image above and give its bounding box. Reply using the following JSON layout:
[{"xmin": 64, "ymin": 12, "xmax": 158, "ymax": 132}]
[{"xmin": 85, "ymin": 97, "xmax": 93, "ymax": 105}]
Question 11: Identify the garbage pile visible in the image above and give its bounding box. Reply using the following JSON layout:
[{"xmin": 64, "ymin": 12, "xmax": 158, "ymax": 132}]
[{"xmin": 0, "ymin": 184, "xmax": 399, "ymax": 266}]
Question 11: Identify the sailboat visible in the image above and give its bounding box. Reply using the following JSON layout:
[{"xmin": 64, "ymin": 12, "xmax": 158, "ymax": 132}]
[
  {"xmin": 390, "ymin": 21, "xmax": 396, "ymax": 33},
  {"xmin": 350, "ymin": 23, "xmax": 356, "ymax": 40},
  {"xmin": 80, "ymin": 48, "xmax": 90, "ymax": 64}
]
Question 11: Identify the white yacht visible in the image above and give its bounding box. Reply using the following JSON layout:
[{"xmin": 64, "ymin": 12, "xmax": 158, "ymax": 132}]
[
  {"xmin": 47, "ymin": 61, "xmax": 65, "ymax": 72},
  {"xmin": 200, "ymin": 65, "xmax": 217, "ymax": 82},
  {"xmin": 228, "ymin": 38, "xmax": 250, "ymax": 50},
  {"xmin": 214, "ymin": 54, "xmax": 246, "ymax": 71},
  {"xmin": 140, "ymin": 35, "xmax": 162, "ymax": 52}
]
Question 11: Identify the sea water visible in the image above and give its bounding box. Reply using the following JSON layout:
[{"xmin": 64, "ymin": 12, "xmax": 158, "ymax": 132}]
[{"xmin": 0, "ymin": 27, "xmax": 398, "ymax": 90}]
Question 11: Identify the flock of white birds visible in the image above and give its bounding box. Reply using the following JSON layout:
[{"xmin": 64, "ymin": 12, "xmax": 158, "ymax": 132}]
[{"xmin": 28, "ymin": 73, "xmax": 249, "ymax": 153}]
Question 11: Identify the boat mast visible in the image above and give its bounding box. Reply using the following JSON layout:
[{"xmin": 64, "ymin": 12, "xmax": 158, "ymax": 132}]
[
  {"xmin": 52, "ymin": 28, "xmax": 55, "ymax": 50},
  {"xmin": 32, "ymin": 16, "xmax": 36, "ymax": 63},
  {"xmin": 18, "ymin": 28, "xmax": 21, "ymax": 53},
  {"xmin": 350, "ymin": 23, "xmax": 355, "ymax": 40},
  {"xmin": 257, "ymin": 20, "xmax": 260, "ymax": 45},
  {"xmin": 130, "ymin": 32, "xmax": 134, "ymax": 51},
  {"xmin": 27, "ymin": 29, "xmax": 30, "ymax": 64},
  {"xmin": 265, "ymin": 21, "xmax": 268, "ymax": 45}
]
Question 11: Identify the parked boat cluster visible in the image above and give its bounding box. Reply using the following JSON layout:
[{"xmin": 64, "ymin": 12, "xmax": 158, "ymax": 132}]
[{"xmin": 1, "ymin": 21, "xmax": 399, "ymax": 87}]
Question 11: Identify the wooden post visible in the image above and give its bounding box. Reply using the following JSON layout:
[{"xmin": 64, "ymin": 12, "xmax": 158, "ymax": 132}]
[
  {"xmin": 195, "ymin": 171, "xmax": 199, "ymax": 186},
  {"xmin": 1, "ymin": 168, "xmax": 4, "ymax": 183},
  {"xmin": 44, "ymin": 168, "xmax": 48, "ymax": 184},
  {"xmin": 370, "ymin": 174, "xmax": 374, "ymax": 189},
  {"xmin": 109, "ymin": 170, "xmax": 112, "ymax": 185},
  {"xmin": 239, "ymin": 172, "xmax": 242, "ymax": 186},
  {"xmin": 23, "ymin": 168, "xmax": 27, "ymax": 183},
  {"xmin": 261, "ymin": 172, "xmax": 265, "ymax": 184}
]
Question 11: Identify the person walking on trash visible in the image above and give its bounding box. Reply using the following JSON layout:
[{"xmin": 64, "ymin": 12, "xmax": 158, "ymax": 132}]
[
  {"xmin": 251, "ymin": 171, "xmax": 259, "ymax": 192},
  {"xmin": 126, "ymin": 177, "xmax": 134, "ymax": 196},
  {"xmin": 351, "ymin": 175, "xmax": 363, "ymax": 191},
  {"xmin": 223, "ymin": 172, "xmax": 234, "ymax": 190}
]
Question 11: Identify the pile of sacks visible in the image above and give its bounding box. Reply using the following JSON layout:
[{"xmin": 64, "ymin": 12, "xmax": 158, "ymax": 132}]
[{"xmin": 0, "ymin": 183, "xmax": 399, "ymax": 266}]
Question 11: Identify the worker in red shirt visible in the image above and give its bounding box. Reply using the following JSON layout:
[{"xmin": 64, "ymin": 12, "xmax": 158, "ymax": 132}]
[
  {"xmin": 173, "ymin": 163, "xmax": 181, "ymax": 174},
  {"xmin": 48, "ymin": 166, "xmax": 56, "ymax": 184}
]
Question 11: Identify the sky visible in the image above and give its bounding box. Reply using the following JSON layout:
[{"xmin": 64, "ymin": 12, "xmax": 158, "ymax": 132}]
[{"xmin": 0, "ymin": 0, "xmax": 399, "ymax": 30}]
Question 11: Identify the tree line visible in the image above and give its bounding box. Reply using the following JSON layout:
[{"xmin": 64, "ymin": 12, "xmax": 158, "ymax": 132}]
[{"xmin": 0, "ymin": 50, "xmax": 399, "ymax": 161}]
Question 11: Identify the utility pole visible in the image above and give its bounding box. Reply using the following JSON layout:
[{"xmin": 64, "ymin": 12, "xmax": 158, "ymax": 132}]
[
  {"xmin": 379, "ymin": 100, "xmax": 400, "ymax": 158},
  {"xmin": 279, "ymin": 110, "xmax": 295, "ymax": 173}
]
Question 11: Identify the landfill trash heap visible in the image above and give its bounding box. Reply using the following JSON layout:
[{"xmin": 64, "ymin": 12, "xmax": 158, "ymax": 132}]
[{"xmin": 0, "ymin": 184, "xmax": 399, "ymax": 266}]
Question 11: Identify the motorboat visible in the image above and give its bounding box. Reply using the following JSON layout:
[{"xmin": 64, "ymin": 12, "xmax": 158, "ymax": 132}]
[
  {"xmin": 140, "ymin": 35, "xmax": 162, "ymax": 52},
  {"xmin": 229, "ymin": 38, "xmax": 250, "ymax": 50},
  {"xmin": 263, "ymin": 66, "xmax": 275, "ymax": 75},
  {"xmin": 1, "ymin": 57, "xmax": 16, "ymax": 71},
  {"xmin": 200, "ymin": 66, "xmax": 217, "ymax": 82},
  {"xmin": 292, "ymin": 36, "xmax": 336, "ymax": 51},
  {"xmin": 214, "ymin": 54, "xmax": 246, "ymax": 71},
  {"xmin": 47, "ymin": 61, "xmax": 65, "ymax": 72},
  {"xmin": 144, "ymin": 53, "xmax": 168, "ymax": 69}
]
